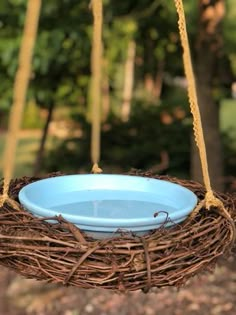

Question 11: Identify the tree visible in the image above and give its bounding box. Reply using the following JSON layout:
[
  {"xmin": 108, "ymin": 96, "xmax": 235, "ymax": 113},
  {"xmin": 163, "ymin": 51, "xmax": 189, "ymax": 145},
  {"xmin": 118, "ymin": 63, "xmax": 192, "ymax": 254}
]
[
  {"xmin": 121, "ymin": 40, "xmax": 136, "ymax": 122},
  {"xmin": 191, "ymin": 0, "xmax": 234, "ymax": 191},
  {"xmin": 1, "ymin": 0, "xmax": 235, "ymax": 179},
  {"xmin": 0, "ymin": 1, "xmax": 93, "ymax": 173}
]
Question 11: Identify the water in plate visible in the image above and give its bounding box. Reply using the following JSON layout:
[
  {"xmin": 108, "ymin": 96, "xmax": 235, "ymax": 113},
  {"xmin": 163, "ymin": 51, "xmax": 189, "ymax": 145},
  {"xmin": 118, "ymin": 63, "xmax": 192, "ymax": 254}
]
[{"xmin": 51, "ymin": 199, "xmax": 176, "ymax": 219}]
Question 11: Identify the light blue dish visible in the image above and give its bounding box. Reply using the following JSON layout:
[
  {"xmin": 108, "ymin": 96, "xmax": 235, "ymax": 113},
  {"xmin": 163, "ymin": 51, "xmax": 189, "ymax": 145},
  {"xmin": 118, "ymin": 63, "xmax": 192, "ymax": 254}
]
[{"xmin": 18, "ymin": 174, "xmax": 198, "ymax": 239}]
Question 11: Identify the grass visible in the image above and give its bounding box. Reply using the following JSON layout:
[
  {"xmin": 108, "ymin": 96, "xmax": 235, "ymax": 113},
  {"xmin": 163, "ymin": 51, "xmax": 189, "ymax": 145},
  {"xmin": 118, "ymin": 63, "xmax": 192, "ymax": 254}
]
[{"xmin": 0, "ymin": 131, "xmax": 47, "ymax": 177}]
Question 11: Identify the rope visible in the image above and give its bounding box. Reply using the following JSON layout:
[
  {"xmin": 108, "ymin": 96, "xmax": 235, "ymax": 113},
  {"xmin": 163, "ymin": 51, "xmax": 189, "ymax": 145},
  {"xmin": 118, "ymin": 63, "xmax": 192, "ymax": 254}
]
[
  {"xmin": 173, "ymin": 0, "xmax": 226, "ymax": 211},
  {"xmin": 90, "ymin": 0, "xmax": 103, "ymax": 173},
  {"xmin": 0, "ymin": 0, "xmax": 42, "ymax": 207}
]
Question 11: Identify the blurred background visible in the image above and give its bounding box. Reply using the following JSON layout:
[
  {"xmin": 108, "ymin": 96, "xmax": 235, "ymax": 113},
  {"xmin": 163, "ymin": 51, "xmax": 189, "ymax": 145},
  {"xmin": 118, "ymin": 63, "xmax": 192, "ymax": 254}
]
[{"xmin": 0, "ymin": 0, "xmax": 236, "ymax": 314}]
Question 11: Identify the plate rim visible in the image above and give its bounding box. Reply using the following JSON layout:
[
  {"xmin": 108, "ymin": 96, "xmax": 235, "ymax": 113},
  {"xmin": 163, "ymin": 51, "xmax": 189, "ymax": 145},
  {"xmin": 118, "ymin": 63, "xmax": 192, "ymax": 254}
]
[{"xmin": 18, "ymin": 174, "xmax": 198, "ymax": 228}]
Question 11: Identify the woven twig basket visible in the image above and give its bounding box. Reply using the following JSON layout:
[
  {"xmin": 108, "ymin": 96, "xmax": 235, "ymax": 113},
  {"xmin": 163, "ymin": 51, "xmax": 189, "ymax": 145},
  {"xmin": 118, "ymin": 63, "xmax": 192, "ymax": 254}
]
[{"xmin": 0, "ymin": 171, "xmax": 235, "ymax": 292}]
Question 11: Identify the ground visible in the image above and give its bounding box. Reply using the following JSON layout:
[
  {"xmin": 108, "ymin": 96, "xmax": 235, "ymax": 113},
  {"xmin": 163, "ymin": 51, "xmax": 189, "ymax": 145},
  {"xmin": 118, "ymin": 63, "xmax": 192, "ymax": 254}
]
[{"xmin": 0, "ymin": 256, "xmax": 235, "ymax": 315}]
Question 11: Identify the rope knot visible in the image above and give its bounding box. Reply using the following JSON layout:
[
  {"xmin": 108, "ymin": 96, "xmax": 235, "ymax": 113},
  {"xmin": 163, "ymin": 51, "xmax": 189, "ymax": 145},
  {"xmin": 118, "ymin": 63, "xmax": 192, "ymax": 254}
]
[
  {"xmin": 0, "ymin": 193, "xmax": 9, "ymax": 207},
  {"xmin": 190, "ymin": 190, "xmax": 235, "ymax": 245},
  {"xmin": 205, "ymin": 191, "xmax": 224, "ymax": 210},
  {"xmin": 204, "ymin": 191, "xmax": 236, "ymax": 244},
  {"xmin": 91, "ymin": 163, "xmax": 103, "ymax": 174}
]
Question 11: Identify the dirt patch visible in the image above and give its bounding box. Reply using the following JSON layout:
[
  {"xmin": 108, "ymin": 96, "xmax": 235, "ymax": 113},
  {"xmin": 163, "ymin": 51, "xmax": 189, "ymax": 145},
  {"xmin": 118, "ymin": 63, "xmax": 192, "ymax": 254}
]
[{"xmin": 1, "ymin": 256, "xmax": 236, "ymax": 315}]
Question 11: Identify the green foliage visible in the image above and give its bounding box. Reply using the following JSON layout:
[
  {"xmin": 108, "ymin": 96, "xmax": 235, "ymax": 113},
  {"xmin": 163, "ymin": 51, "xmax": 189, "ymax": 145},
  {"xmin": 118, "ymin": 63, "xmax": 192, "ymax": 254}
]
[
  {"xmin": 224, "ymin": 0, "xmax": 236, "ymax": 76},
  {"xmin": 223, "ymin": 132, "xmax": 236, "ymax": 175},
  {"xmin": 220, "ymin": 99, "xmax": 236, "ymax": 137},
  {"xmin": 1, "ymin": 0, "xmax": 235, "ymax": 112},
  {"xmin": 44, "ymin": 101, "xmax": 191, "ymax": 175},
  {"xmin": 0, "ymin": 0, "xmax": 236, "ymax": 179},
  {"xmin": 0, "ymin": 133, "xmax": 41, "ymax": 177},
  {"xmin": 31, "ymin": 1, "xmax": 92, "ymax": 108},
  {"xmin": 0, "ymin": 0, "xmax": 199, "ymax": 114},
  {"xmin": 21, "ymin": 101, "xmax": 44, "ymax": 129},
  {"xmin": 0, "ymin": 1, "xmax": 92, "ymax": 113}
]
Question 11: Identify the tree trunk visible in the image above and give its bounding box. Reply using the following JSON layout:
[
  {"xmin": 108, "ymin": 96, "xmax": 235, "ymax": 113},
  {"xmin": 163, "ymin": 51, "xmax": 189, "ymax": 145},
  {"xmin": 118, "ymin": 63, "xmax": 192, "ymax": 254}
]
[
  {"xmin": 144, "ymin": 59, "xmax": 164, "ymax": 103},
  {"xmin": 121, "ymin": 40, "xmax": 136, "ymax": 122},
  {"xmin": 153, "ymin": 59, "xmax": 165, "ymax": 101},
  {"xmin": 33, "ymin": 101, "xmax": 55, "ymax": 176},
  {"xmin": 191, "ymin": 0, "xmax": 225, "ymax": 191},
  {"xmin": 102, "ymin": 59, "xmax": 110, "ymax": 122}
]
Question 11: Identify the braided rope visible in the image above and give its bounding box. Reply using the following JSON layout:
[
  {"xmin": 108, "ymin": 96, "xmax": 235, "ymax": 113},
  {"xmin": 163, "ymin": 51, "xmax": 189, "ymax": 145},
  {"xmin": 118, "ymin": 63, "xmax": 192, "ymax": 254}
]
[
  {"xmin": 173, "ymin": 0, "xmax": 224, "ymax": 208},
  {"xmin": 91, "ymin": 0, "xmax": 103, "ymax": 173},
  {"xmin": 0, "ymin": 0, "xmax": 42, "ymax": 207}
]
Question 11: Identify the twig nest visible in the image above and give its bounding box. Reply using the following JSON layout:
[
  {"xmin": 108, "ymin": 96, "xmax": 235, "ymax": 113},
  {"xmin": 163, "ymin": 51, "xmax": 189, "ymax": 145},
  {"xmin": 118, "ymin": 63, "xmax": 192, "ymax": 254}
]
[{"xmin": 0, "ymin": 172, "xmax": 235, "ymax": 292}]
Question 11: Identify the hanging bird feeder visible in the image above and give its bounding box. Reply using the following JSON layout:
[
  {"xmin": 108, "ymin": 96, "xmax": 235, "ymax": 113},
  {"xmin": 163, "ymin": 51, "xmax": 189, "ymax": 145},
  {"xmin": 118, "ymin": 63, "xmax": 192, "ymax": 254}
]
[{"xmin": 0, "ymin": 0, "xmax": 235, "ymax": 292}]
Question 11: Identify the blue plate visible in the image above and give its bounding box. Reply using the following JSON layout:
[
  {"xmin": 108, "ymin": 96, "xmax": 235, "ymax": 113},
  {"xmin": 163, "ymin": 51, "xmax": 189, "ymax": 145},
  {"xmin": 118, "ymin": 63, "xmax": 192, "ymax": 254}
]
[{"xmin": 18, "ymin": 174, "xmax": 198, "ymax": 238}]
